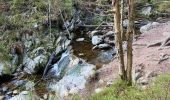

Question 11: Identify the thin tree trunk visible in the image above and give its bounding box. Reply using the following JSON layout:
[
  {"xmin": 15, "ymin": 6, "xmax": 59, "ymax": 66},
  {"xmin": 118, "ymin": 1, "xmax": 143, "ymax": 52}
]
[
  {"xmin": 120, "ymin": 0, "xmax": 124, "ymax": 40},
  {"xmin": 126, "ymin": 0, "xmax": 134, "ymax": 85},
  {"xmin": 113, "ymin": 0, "xmax": 126, "ymax": 80},
  {"xmin": 48, "ymin": 0, "xmax": 52, "ymax": 37}
]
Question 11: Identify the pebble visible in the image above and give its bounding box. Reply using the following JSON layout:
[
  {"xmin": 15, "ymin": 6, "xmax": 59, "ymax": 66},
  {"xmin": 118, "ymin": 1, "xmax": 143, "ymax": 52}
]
[
  {"xmin": 2, "ymin": 87, "xmax": 8, "ymax": 93},
  {"xmin": 98, "ymin": 79, "xmax": 104, "ymax": 84},
  {"xmin": 13, "ymin": 90, "xmax": 18, "ymax": 95},
  {"xmin": 6, "ymin": 91, "xmax": 12, "ymax": 95},
  {"xmin": 106, "ymin": 80, "xmax": 113, "ymax": 87},
  {"xmin": 95, "ymin": 88, "xmax": 103, "ymax": 93},
  {"xmin": 43, "ymin": 94, "xmax": 48, "ymax": 100},
  {"xmin": 76, "ymin": 38, "xmax": 85, "ymax": 42},
  {"xmin": 21, "ymin": 91, "xmax": 29, "ymax": 95}
]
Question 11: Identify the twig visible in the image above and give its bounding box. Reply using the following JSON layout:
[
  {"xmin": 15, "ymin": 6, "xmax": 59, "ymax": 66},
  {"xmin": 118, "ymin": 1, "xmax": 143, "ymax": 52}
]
[{"xmin": 59, "ymin": 9, "xmax": 71, "ymax": 38}]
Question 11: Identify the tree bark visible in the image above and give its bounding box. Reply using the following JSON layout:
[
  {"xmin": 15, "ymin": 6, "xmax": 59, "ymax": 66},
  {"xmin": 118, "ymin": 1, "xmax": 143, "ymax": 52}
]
[
  {"xmin": 113, "ymin": 0, "xmax": 126, "ymax": 80},
  {"xmin": 126, "ymin": 0, "xmax": 134, "ymax": 85},
  {"xmin": 120, "ymin": 0, "xmax": 125, "ymax": 40}
]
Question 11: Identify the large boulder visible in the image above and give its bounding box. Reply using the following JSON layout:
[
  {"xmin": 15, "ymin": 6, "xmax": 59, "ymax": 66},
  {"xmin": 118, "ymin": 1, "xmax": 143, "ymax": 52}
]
[{"xmin": 47, "ymin": 53, "xmax": 96, "ymax": 97}]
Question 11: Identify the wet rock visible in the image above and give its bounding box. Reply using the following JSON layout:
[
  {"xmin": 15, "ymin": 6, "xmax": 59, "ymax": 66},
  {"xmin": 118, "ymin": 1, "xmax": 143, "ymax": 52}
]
[
  {"xmin": 55, "ymin": 38, "xmax": 71, "ymax": 55},
  {"xmin": 92, "ymin": 35, "xmax": 103, "ymax": 45},
  {"xmin": 48, "ymin": 55, "xmax": 96, "ymax": 97},
  {"xmin": 9, "ymin": 91, "xmax": 40, "ymax": 100},
  {"xmin": 76, "ymin": 38, "xmax": 84, "ymax": 42},
  {"xmin": 45, "ymin": 51, "xmax": 71, "ymax": 79},
  {"xmin": 97, "ymin": 48, "xmax": 116, "ymax": 63},
  {"xmin": 3, "ymin": 95, "xmax": 11, "ymax": 100}
]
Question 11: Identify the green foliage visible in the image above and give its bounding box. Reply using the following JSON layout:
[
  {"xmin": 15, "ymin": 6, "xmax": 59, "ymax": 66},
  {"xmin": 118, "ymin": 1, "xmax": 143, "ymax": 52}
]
[
  {"xmin": 157, "ymin": 2, "xmax": 170, "ymax": 12},
  {"xmin": 91, "ymin": 74, "xmax": 170, "ymax": 100}
]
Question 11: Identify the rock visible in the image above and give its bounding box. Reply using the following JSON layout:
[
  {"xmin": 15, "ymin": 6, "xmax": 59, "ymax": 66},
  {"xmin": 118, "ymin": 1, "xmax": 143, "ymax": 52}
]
[
  {"xmin": 2, "ymin": 87, "xmax": 8, "ymax": 93},
  {"xmin": 106, "ymin": 80, "xmax": 113, "ymax": 87},
  {"xmin": 9, "ymin": 91, "xmax": 40, "ymax": 100},
  {"xmin": 46, "ymin": 51, "xmax": 71, "ymax": 79},
  {"xmin": 141, "ymin": 5, "xmax": 152, "ymax": 16},
  {"xmin": 96, "ymin": 48, "xmax": 116, "ymax": 63},
  {"xmin": 140, "ymin": 22, "xmax": 159, "ymax": 33},
  {"xmin": 147, "ymin": 71, "xmax": 158, "ymax": 78},
  {"xmin": 76, "ymin": 38, "xmax": 85, "ymax": 42},
  {"xmin": 95, "ymin": 88, "xmax": 103, "ymax": 93},
  {"xmin": 6, "ymin": 91, "xmax": 12, "ymax": 95},
  {"xmin": 0, "ymin": 95, "xmax": 4, "ymax": 100},
  {"xmin": 105, "ymin": 31, "xmax": 115, "ymax": 36},
  {"xmin": 43, "ymin": 94, "xmax": 48, "ymax": 100},
  {"xmin": 48, "ymin": 56, "xmax": 96, "ymax": 97},
  {"xmin": 23, "ymin": 54, "xmax": 47, "ymax": 74},
  {"xmin": 0, "ymin": 63, "xmax": 3, "ymax": 75},
  {"xmin": 11, "ymin": 80, "xmax": 26, "ymax": 87},
  {"xmin": 13, "ymin": 90, "xmax": 18, "ymax": 95},
  {"xmin": 78, "ymin": 53, "xmax": 84, "ymax": 56},
  {"xmin": 25, "ymin": 81, "xmax": 35, "ymax": 91},
  {"xmin": 69, "ymin": 88, "xmax": 79, "ymax": 95},
  {"xmin": 123, "ymin": 19, "xmax": 129, "ymax": 28},
  {"xmin": 98, "ymin": 79, "xmax": 104, "ymax": 85},
  {"xmin": 0, "ymin": 62, "xmax": 11, "ymax": 75},
  {"xmin": 98, "ymin": 43, "xmax": 111, "ymax": 49},
  {"xmin": 92, "ymin": 35, "xmax": 103, "ymax": 45},
  {"xmin": 88, "ymin": 30, "xmax": 99, "ymax": 37},
  {"xmin": 162, "ymin": 32, "xmax": 170, "ymax": 37}
]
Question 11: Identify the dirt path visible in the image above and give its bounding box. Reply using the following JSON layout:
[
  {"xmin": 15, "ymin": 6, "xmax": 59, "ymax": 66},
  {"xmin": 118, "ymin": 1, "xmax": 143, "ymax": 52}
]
[{"xmin": 85, "ymin": 21, "xmax": 170, "ymax": 93}]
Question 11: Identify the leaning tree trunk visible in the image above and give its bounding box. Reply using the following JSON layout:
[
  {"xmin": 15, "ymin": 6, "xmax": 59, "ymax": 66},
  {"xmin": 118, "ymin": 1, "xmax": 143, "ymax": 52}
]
[
  {"xmin": 113, "ymin": 0, "xmax": 126, "ymax": 80},
  {"xmin": 126, "ymin": 0, "xmax": 134, "ymax": 85}
]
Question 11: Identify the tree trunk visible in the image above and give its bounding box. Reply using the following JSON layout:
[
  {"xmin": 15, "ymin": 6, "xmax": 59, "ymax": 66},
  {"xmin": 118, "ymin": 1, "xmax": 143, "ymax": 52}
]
[
  {"xmin": 113, "ymin": 0, "xmax": 126, "ymax": 80},
  {"xmin": 126, "ymin": 0, "xmax": 134, "ymax": 85},
  {"xmin": 120, "ymin": 0, "xmax": 125, "ymax": 40}
]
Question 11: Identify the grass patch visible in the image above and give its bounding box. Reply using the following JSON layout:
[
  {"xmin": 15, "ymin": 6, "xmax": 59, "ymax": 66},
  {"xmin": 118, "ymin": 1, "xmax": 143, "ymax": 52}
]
[{"xmin": 90, "ymin": 74, "xmax": 170, "ymax": 100}]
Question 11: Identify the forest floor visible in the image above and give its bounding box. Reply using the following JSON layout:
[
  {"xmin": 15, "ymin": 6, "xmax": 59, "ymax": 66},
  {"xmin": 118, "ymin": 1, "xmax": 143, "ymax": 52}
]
[{"xmin": 82, "ymin": 21, "xmax": 170, "ymax": 97}]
